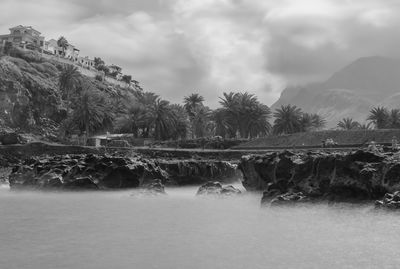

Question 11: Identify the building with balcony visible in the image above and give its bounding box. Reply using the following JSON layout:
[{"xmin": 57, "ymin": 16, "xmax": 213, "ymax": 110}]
[
  {"xmin": 0, "ymin": 25, "xmax": 45, "ymax": 51},
  {"xmin": 44, "ymin": 38, "xmax": 79, "ymax": 60}
]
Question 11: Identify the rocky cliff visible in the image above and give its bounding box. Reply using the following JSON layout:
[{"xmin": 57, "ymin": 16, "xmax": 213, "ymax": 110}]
[
  {"xmin": 8, "ymin": 154, "xmax": 240, "ymax": 190},
  {"xmin": 238, "ymin": 150, "xmax": 400, "ymax": 203}
]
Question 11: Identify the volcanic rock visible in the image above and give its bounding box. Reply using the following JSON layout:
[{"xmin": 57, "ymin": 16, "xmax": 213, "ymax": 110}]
[{"xmin": 196, "ymin": 181, "xmax": 241, "ymax": 196}]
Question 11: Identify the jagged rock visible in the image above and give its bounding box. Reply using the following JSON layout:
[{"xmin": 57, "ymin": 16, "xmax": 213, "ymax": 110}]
[
  {"xmin": 8, "ymin": 154, "xmax": 167, "ymax": 190},
  {"xmin": 63, "ymin": 177, "xmax": 99, "ymax": 190},
  {"xmin": 375, "ymin": 192, "xmax": 400, "ymax": 209},
  {"xmin": 196, "ymin": 181, "xmax": 241, "ymax": 196},
  {"xmin": 270, "ymin": 192, "xmax": 309, "ymax": 206},
  {"xmin": 141, "ymin": 179, "xmax": 166, "ymax": 195},
  {"xmin": 238, "ymin": 150, "xmax": 400, "ymax": 204},
  {"xmin": 8, "ymin": 154, "xmax": 240, "ymax": 191},
  {"xmin": 158, "ymin": 160, "xmax": 240, "ymax": 185}
]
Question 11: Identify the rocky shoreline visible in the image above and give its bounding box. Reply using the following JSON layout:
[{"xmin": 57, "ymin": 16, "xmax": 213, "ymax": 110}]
[
  {"xmin": 7, "ymin": 153, "xmax": 241, "ymax": 190},
  {"xmin": 238, "ymin": 149, "xmax": 400, "ymax": 209},
  {"xmin": 4, "ymin": 145, "xmax": 400, "ymax": 210}
]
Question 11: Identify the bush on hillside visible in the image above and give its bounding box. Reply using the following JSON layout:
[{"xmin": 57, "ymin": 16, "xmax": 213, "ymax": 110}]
[
  {"xmin": 31, "ymin": 62, "xmax": 59, "ymax": 77},
  {"xmin": 9, "ymin": 47, "xmax": 44, "ymax": 63},
  {"xmin": 8, "ymin": 57, "xmax": 41, "ymax": 77}
]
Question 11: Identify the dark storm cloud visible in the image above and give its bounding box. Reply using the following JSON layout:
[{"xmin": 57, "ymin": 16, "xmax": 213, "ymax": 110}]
[{"xmin": 1, "ymin": 0, "xmax": 400, "ymax": 106}]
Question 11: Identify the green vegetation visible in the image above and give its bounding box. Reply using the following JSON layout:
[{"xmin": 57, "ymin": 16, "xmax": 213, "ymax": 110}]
[
  {"xmin": 337, "ymin": 106, "xmax": 400, "ymax": 131},
  {"xmin": 12, "ymin": 43, "xmax": 400, "ymax": 146},
  {"xmin": 57, "ymin": 36, "xmax": 68, "ymax": 56},
  {"xmin": 272, "ymin": 105, "xmax": 325, "ymax": 135},
  {"xmin": 337, "ymin": 118, "xmax": 360, "ymax": 130}
]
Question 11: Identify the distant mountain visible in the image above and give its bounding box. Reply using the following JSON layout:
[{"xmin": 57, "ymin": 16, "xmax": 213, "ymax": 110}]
[{"xmin": 271, "ymin": 56, "xmax": 400, "ymax": 127}]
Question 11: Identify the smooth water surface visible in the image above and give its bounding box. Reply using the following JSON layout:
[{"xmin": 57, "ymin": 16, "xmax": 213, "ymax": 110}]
[{"xmin": 0, "ymin": 185, "xmax": 399, "ymax": 269}]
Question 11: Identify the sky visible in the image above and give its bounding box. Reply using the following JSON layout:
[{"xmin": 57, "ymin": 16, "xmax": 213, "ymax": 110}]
[{"xmin": 1, "ymin": 0, "xmax": 400, "ymax": 107}]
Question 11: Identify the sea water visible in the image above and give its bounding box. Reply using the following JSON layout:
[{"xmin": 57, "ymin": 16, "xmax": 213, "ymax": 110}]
[{"xmin": 0, "ymin": 185, "xmax": 399, "ymax": 269}]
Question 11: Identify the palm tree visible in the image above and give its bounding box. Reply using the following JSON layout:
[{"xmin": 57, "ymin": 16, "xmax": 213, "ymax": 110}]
[
  {"xmin": 183, "ymin": 93, "xmax": 206, "ymax": 138},
  {"xmin": 115, "ymin": 103, "xmax": 148, "ymax": 137},
  {"xmin": 183, "ymin": 93, "xmax": 204, "ymax": 117},
  {"xmin": 388, "ymin": 109, "xmax": 400, "ymax": 128},
  {"xmin": 359, "ymin": 122, "xmax": 373, "ymax": 130},
  {"xmin": 72, "ymin": 89, "xmax": 114, "ymax": 138},
  {"xmin": 151, "ymin": 99, "xmax": 177, "ymax": 140},
  {"xmin": 57, "ymin": 36, "xmax": 69, "ymax": 56},
  {"xmin": 218, "ymin": 92, "xmax": 240, "ymax": 138},
  {"xmin": 212, "ymin": 108, "xmax": 228, "ymax": 138},
  {"xmin": 218, "ymin": 92, "xmax": 271, "ymax": 138},
  {"xmin": 192, "ymin": 106, "xmax": 212, "ymax": 138},
  {"xmin": 169, "ymin": 104, "xmax": 189, "ymax": 140},
  {"xmin": 337, "ymin": 118, "xmax": 360, "ymax": 130},
  {"xmin": 367, "ymin": 107, "xmax": 388, "ymax": 129},
  {"xmin": 134, "ymin": 91, "xmax": 159, "ymax": 137},
  {"xmin": 273, "ymin": 105, "xmax": 303, "ymax": 135},
  {"xmin": 310, "ymin": 113, "xmax": 326, "ymax": 130},
  {"xmin": 59, "ymin": 64, "xmax": 81, "ymax": 114}
]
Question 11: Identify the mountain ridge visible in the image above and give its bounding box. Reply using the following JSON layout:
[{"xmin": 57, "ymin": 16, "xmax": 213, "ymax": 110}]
[{"xmin": 271, "ymin": 56, "xmax": 400, "ymax": 127}]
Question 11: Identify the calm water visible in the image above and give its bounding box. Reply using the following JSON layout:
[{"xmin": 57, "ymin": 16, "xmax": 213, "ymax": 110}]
[{"xmin": 1, "ymin": 185, "xmax": 400, "ymax": 269}]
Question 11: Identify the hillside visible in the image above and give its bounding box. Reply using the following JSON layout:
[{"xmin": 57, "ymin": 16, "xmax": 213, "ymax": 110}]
[
  {"xmin": 0, "ymin": 49, "xmax": 138, "ymax": 141},
  {"xmin": 272, "ymin": 56, "xmax": 400, "ymax": 127}
]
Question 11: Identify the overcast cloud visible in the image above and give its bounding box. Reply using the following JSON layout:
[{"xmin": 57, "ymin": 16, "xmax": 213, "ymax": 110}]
[{"xmin": 1, "ymin": 0, "xmax": 400, "ymax": 107}]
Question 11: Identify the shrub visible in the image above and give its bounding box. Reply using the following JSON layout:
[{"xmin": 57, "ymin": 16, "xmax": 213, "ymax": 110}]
[
  {"xmin": 31, "ymin": 62, "xmax": 59, "ymax": 77},
  {"xmin": 9, "ymin": 47, "xmax": 44, "ymax": 63},
  {"xmin": 95, "ymin": 74, "xmax": 103, "ymax": 81}
]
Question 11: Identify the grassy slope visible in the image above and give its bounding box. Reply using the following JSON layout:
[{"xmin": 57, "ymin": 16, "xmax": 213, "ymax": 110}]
[{"xmin": 234, "ymin": 129, "xmax": 400, "ymax": 148}]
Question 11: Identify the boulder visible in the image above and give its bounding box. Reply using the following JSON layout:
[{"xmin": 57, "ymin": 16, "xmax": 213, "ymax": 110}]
[
  {"xmin": 375, "ymin": 192, "xmax": 400, "ymax": 210},
  {"xmin": 141, "ymin": 179, "xmax": 166, "ymax": 195},
  {"xmin": 270, "ymin": 192, "xmax": 309, "ymax": 206},
  {"xmin": 196, "ymin": 181, "xmax": 241, "ymax": 196}
]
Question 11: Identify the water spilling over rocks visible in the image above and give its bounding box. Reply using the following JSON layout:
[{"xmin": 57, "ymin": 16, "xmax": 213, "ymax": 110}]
[
  {"xmin": 238, "ymin": 150, "xmax": 400, "ymax": 206},
  {"xmin": 8, "ymin": 154, "xmax": 240, "ymax": 190}
]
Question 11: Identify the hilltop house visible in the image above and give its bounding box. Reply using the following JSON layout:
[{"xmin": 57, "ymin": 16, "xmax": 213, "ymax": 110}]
[
  {"xmin": 0, "ymin": 25, "xmax": 45, "ymax": 51},
  {"xmin": 78, "ymin": 56, "xmax": 95, "ymax": 69},
  {"xmin": 45, "ymin": 38, "xmax": 79, "ymax": 60}
]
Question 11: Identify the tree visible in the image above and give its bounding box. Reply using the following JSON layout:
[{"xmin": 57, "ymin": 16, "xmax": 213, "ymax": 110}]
[
  {"xmin": 183, "ymin": 93, "xmax": 205, "ymax": 117},
  {"xmin": 183, "ymin": 93, "xmax": 206, "ymax": 138},
  {"xmin": 59, "ymin": 64, "xmax": 81, "ymax": 114},
  {"xmin": 273, "ymin": 105, "xmax": 303, "ymax": 135},
  {"xmin": 115, "ymin": 103, "xmax": 148, "ymax": 137},
  {"xmin": 212, "ymin": 108, "xmax": 229, "ymax": 138},
  {"xmin": 151, "ymin": 99, "xmax": 177, "ymax": 140},
  {"xmin": 388, "ymin": 109, "xmax": 400, "ymax": 128},
  {"xmin": 57, "ymin": 36, "xmax": 69, "ymax": 56},
  {"xmin": 122, "ymin": 75, "xmax": 132, "ymax": 84},
  {"xmin": 367, "ymin": 107, "xmax": 389, "ymax": 129},
  {"xmin": 337, "ymin": 118, "xmax": 360, "ymax": 130},
  {"xmin": 71, "ymin": 89, "xmax": 114, "ymax": 137},
  {"xmin": 169, "ymin": 104, "xmax": 189, "ymax": 140},
  {"xmin": 192, "ymin": 106, "xmax": 212, "ymax": 138},
  {"xmin": 309, "ymin": 113, "xmax": 326, "ymax": 130},
  {"xmin": 97, "ymin": 64, "xmax": 110, "ymax": 76},
  {"xmin": 94, "ymin": 57, "xmax": 105, "ymax": 69},
  {"xmin": 359, "ymin": 122, "xmax": 373, "ymax": 130},
  {"xmin": 218, "ymin": 92, "xmax": 271, "ymax": 138}
]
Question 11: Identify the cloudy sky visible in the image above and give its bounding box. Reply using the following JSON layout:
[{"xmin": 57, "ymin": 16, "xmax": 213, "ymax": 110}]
[{"xmin": 1, "ymin": 0, "xmax": 400, "ymax": 107}]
